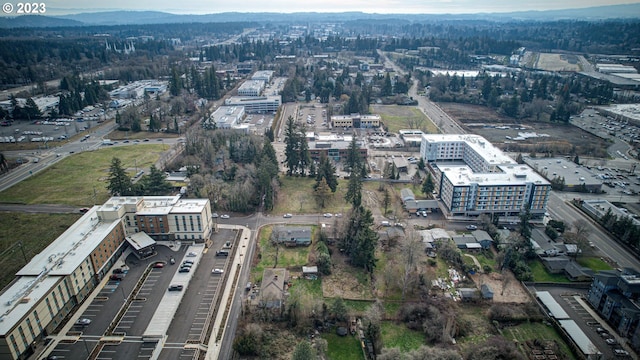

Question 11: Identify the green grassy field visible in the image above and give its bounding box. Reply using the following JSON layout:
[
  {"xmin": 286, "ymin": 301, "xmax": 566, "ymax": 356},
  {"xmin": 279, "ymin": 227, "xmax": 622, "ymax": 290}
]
[
  {"xmin": 324, "ymin": 332, "xmax": 365, "ymax": 360},
  {"xmin": 529, "ymin": 260, "xmax": 572, "ymax": 283},
  {"xmin": 577, "ymin": 256, "xmax": 613, "ymax": 271},
  {"xmin": 371, "ymin": 105, "xmax": 439, "ymax": 134},
  {"xmin": 272, "ymin": 177, "xmax": 351, "ymax": 215},
  {"xmin": 380, "ymin": 322, "xmax": 424, "ymax": 352},
  {"xmin": 0, "ymin": 145, "xmax": 165, "ymax": 206},
  {"xmin": 0, "ymin": 213, "xmax": 81, "ymax": 288}
]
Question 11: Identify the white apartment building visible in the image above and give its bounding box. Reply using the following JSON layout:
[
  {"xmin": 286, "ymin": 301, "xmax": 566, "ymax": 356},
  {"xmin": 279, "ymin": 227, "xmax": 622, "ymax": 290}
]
[
  {"xmin": 207, "ymin": 106, "xmax": 245, "ymax": 129},
  {"xmin": 420, "ymin": 134, "xmax": 551, "ymax": 219},
  {"xmin": 224, "ymin": 95, "xmax": 281, "ymax": 114},
  {"xmin": 251, "ymin": 70, "xmax": 274, "ymax": 83}
]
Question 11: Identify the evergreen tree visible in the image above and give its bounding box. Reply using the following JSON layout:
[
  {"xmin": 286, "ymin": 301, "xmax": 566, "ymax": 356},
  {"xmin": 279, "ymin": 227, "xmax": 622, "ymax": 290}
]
[
  {"xmin": 345, "ymin": 168, "xmax": 363, "ymax": 207},
  {"xmin": 142, "ymin": 165, "xmax": 172, "ymax": 195},
  {"xmin": 382, "ymin": 72, "xmax": 393, "ymax": 96},
  {"xmin": 345, "ymin": 136, "xmax": 361, "ymax": 172},
  {"xmin": 341, "ymin": 206, "xmax": 378, "ymax": 273},
  {"xmin": 314, "ymin": 177, "xmax": 332, "ymax": 208},
  {"xmin": 284, "ymin": 116, "xmax": 300, "ymax": 176},
  {"xmin": 422, "ymin": 173, "xmax": 435, "ymax": 195},
  {"xmin": 107, "ymin": 157, "xmax": 132, "ymax": 196},
  {"xmin": 315, "ymin": 154, "xmax": 338, "ymax": 192}
]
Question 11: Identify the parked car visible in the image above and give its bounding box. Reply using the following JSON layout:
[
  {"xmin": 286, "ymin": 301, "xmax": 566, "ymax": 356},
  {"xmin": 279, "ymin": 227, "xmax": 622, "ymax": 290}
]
[
  {"xmin": 153, "ymin": 262, "xmax": 164, "ymax": 268},
  {"xmin": 466, "ymin": 225, "xmax": 478, "ymax": 231},
  {"xmin": 79, "ymin": 208, "xmax": 90, "ymax": 214},
  {"xmin": 109, "ymin": 274, "xmax": 124, "ymax": 281},
  {"xmin": 113, "ymin": 268, "xmax": 125, "ymax": 274},
  {"xmin": 178, "ymin": 267, "xmax": 190, "ymax": 273},
  {"xmin": 212, "ymin": 268, "xmax": 224, "ymax": 274},
  {"xmin": 606, "ymin": 338, "xmax": 618, "ymax": 345},
  {"xmin": 183, "ymin": 260, "xmax": 194, "ymax": 265},
  {"xmin": 186, "ymin": 251, "xmax": 198, "ymax": 257},
  {"xmin": 168, "ymin": 284, "xmax": 183, "ymax": 291},
  {"xmin": 75, "ymin": 318, "xmax": 92, "ymax": 326},
  {"xmin": 220, "ymin": 214, "xmax": 230, "ymax": 219},
  {"xmin": 212, "ymin": 213, "xmax": 219, "ymax": 218}
]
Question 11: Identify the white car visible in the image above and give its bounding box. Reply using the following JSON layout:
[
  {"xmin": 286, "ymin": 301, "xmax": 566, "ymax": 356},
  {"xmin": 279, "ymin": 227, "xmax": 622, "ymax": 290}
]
[
  {"xmin": 212, "ymin": 213, "xmax": 219, "ymax": 218},
  {"xmin": 220, "ymin": 214, "xmax": 230, "ymax": 219},
  {"xmin": 75, "ymin": 318, "xmax": 92, "ymax": 326},
  {"xmin": 283, "ymin": 213, "xmax": 292, "ymax": 218},
  {"xmin": 212, "ymin": 268, "xmax": 224, "ymax": 274},
  {"xmin": 466, "ymin": 225, "xmax": 478, "ymax": 231},
  {"xmin": 323, "ymin": 213, "xmax": 333, "ymax": 218}
]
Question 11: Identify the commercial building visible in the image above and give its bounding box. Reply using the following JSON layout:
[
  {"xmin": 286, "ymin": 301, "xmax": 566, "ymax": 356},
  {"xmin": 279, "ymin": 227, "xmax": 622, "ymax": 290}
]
[
  {"xmin": 0, "ymin": 196, "xmax": 212, "ymax": 360},
  {"xmin": 205, "ymin": 106, "xmax": 245, "ymax": 129},
  {"xmin": 251, "ymin": 70, "xmax": 274, "ymax": 83},
  {"xmin": 420, "ymin": 134, "xmax": 550, "ymax": 219},
  {"xmin": 237, "ymin": 80, "xmax": 265, "ymax": 97},
  {"xmin": 525, "ymin": 157, "xmax": 602, "ymax": 193},
  {"xmin": 224, "ymin": 95, "xmax": 281, "ymax": 114},
  {"xmin": 307, "ymin": 134, "xmax": 367, "ymax": 162},
  {"xmin": 331, "ymin": 113, "xmax": 381, "ymax": 129}
]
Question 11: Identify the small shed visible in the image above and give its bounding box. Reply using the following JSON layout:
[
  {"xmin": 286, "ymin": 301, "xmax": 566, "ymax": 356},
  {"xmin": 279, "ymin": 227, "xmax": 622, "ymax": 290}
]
[
  {"xmin": 481, "ymin": 284, "xmax": 494, "ymax": 300},
  {"xmin": 302, "ymin": 266, "xmax": 318, "ymax": 279},
  {"xmin": 458, "ymin": 288, "xmax": 480, "ymax": 301},
  {"xmin": 400, "ymin": 188, "xmax": 416, "ymax": 203}
]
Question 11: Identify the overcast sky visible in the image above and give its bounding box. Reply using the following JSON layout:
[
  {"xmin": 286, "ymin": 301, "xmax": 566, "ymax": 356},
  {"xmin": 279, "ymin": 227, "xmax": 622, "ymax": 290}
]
[{"xmin": 45, "ymin": 0, "xmax": 639, "ymax": 15}]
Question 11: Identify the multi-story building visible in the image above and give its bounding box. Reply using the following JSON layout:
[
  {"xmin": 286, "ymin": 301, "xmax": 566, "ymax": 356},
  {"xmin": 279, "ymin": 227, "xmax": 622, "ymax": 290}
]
[
  {"xmin": 331, "ymin": 113, "xmax": 381, "ymax": 129},
  {"xmin": 205, "ymin": 106, "xmax": 245, "ymax": 129},
  {"xmin": 237, "ymin": 80, "xmax": 265, "ymax": 97},
  {"xmin": 0, "ymin": 196, "xmax": 212, "ymax": 360},
  {"xmin": 224, "ymin": 95, "xmax": 281, "ymax": 114},
  {"xmin": 251, "ymin": 70, "xmax": 274, "ymax": 83},
  {"xmin": 420, "ymin": 134, "xmax": 551, "ymax": 219},
  {"xmin": 587, "ymin": 269, "xmax": 640, "ymax": 351}
]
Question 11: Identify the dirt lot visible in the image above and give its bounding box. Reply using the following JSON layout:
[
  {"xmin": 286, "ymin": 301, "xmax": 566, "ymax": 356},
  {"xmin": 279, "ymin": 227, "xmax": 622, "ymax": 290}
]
[
  {"xmin": 535, "ymin": 53, "xmax": 581, "ymax": 72},
  {"xmin": 469, "ymin": 271, "xmax": 531, "ymax": 303},
  {"xmin": 438, "ymin": 102, "xmax": 610, "ymax": 158},
  {"xmin": 322, "ymin": 251, "xmax": 375, "ymax": 300}
]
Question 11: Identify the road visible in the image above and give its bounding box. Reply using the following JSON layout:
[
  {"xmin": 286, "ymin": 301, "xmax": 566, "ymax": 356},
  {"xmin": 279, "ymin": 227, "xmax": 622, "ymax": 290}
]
[{"xmin": 547, "ymin": 192, "xmax": 639, "ymax": 271}]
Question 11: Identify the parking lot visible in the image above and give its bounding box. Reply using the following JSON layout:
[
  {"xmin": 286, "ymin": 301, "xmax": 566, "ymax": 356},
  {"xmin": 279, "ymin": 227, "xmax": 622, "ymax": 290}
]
[
  {"xmin": 530, "ymin": 285, "xmax": 634, "ymax": 359},
  {"xmin": 44, "ymin": 228, "xmax": 237, "ymax": 360}
]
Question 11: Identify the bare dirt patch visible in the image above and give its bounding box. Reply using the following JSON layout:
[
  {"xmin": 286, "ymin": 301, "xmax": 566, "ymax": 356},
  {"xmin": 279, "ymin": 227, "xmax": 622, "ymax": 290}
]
[
  {"xmin": 438, "ymin": 102, "xmax": 609, "ymax": 157},
  {"xmin": 469, "ymin": 271, "xmax": 531, "ymax": 304}
]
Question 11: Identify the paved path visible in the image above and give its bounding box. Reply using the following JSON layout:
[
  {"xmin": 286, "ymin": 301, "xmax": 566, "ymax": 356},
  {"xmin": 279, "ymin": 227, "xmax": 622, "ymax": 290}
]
[{"xmin": 463, "ymin": 253, "xmax": 483, "ymax": 273}]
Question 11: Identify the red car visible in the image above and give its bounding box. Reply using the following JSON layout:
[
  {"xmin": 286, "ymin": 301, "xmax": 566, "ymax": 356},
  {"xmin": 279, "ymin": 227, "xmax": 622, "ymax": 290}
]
[{"xmin": 153, "ymin": 262, "xmax": 164, "ymax": 268}]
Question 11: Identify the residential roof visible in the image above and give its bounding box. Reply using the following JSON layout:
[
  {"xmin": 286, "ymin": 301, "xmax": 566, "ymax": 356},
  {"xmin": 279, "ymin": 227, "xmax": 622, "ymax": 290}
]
[
  {"xmin": 404, "ymin": 199, "xmax": 439, "ymax": 210},
  {"xmin": 400, "ymin": 188, "xmax": 415, "ymax": 202},
  {"xmin": 260, "ymin": 268, "xmax": 287, "ymax": 308},
  {"xmin": 564, "ymin": 261, "xmax": 594, "ymax": 280},
  {"xmin": 273, "ymin": 226, "xmax": 312, "ymax": 242},
  {"xmin": 471, "ymin": 230, "xmax": 493, "ymax": 243}
]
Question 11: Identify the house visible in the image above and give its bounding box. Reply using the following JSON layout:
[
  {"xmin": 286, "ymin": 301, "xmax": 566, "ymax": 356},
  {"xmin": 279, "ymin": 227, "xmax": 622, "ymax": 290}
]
[
  {"xmin": 471, "ymin": 230, "xmax": 494, "ymax": 249},
  {"xmin": 481, "ymin": 284, "xmax": 494, "ymax": 300},
  {"xmin": 541, "ymin": 256, "xmax": 571, "ymax": 274},
  {"xmin": 259, "ymin": 268, "xmax": 288, "ymax": 309},
  {"xmin": 273, "ymin": 226, "xmax": 312, "ymax": 246},
  {"xmin": 564, "ymin": 261, "xmax": 594, "ymax": 282},
  {"xmin": 452, "ymin": 234, "xmax": 478, "ymax": 249}
]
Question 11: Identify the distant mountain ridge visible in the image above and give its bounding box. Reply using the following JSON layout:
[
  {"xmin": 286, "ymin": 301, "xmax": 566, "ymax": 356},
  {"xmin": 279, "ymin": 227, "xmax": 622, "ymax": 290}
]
[{"xmin": 1, "ymin": 3, "xmax": 639, "ymax": 28}]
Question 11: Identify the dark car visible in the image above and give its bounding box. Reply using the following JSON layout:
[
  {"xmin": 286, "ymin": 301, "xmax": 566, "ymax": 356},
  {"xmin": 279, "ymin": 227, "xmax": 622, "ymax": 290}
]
[
  {"xmin": 168, "ymin": 284, "xmax": 183, "ymax": 291},
  {"xmin": 113, "ymin": 268, "xmax": 125, "ymax": 274},
  {"xmin": 109, "ymin": 274, "xmax": 124, "ymax": 281}
]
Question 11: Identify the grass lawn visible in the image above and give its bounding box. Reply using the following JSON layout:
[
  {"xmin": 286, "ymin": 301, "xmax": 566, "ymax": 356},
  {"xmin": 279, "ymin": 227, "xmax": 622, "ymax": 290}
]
[
  {"xmin": 502, "ymin": 322, "xmax": 576, "ymax": 360},
  {"xmin": 380, "ymin": 321, "xmax": 424, "ymax": 352},
  {"xmin": 0, "ymin": 213, "xmax": 81, "ymax": 288},
  {"xmin": 272, "ymin": 177, "xmax": 351, "ymax": 215},
  {"xmin": 289, "ymin": 277, "xmax": 323, "ymax": 299},
  {"xmin": 0, "ymin": 145, "xmax": 165, "ymax": 206},
  {"xmin": 529, "ymin": 260, "xmax": 571, "ymax": 283},
  {"xmin": 577, "ymin": 256, "xmax": 613, "ymax": 271},
  {"xmin": 343, "ymin": 300, "xmax": 373, "ymax": 313},
  {"xmin": 324, "ymin": 332, "xmax": 364, "ymax": 360},
  {"xmin": 251, "ymin": 225, "xmax": 314, "ymax": 281},
  {"xmin": 371, "ymin": 105, "xmax": 439, "ymax": 134}
]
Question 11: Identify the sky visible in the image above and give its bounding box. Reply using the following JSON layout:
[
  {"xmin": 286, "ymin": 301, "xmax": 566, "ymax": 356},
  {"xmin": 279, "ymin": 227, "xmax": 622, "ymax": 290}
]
[{"xmin": 41, "ymin": 0, "xmax": 640, "ymax": 15}]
